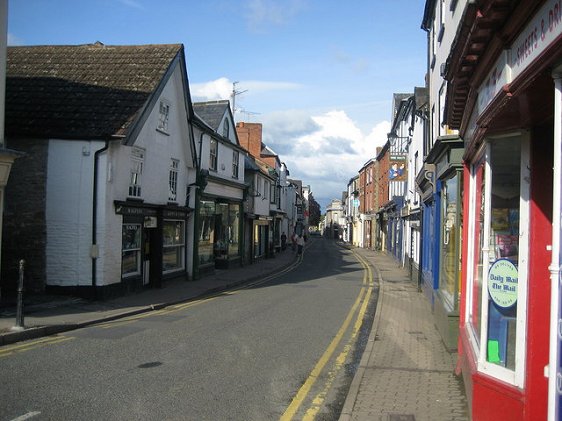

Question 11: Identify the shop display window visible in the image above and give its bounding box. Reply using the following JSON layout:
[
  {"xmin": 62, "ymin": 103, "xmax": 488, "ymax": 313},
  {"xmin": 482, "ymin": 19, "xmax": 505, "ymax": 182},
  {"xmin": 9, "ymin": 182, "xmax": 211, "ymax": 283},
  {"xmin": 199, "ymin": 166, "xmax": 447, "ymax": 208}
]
[
  {"xmin": 122, "ymin": 223, "xmax": 142, "ymax": 276},
  {"xmin": 439, "ymin": 173, "xmax": 461, "ymax": 309},
  {"xmin": 466, "ymin": 136, "xmax": 529, "ymax": 386},
  {"xmin": 163, "ymin": 220, "xmax": 184, "ymax": 272},
  {"xmin": 198, "ymin": 201, "xmax": 215, "ymax": 266},
  {"xmin": 228, "ymin": 205, "xmax": 240, "ymax": 257}
]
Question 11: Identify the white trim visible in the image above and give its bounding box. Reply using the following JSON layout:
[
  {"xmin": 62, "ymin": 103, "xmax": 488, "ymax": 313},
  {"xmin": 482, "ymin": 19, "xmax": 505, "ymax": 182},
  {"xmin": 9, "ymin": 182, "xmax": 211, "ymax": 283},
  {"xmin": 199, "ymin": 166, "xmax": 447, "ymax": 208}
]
[
  {"xmin": 467, "ymin": 135, "xmax": 529, "ymax": 387},
  {"xmin": 548, "ymin": 70, "xmax": 562, "ymax": 421}
]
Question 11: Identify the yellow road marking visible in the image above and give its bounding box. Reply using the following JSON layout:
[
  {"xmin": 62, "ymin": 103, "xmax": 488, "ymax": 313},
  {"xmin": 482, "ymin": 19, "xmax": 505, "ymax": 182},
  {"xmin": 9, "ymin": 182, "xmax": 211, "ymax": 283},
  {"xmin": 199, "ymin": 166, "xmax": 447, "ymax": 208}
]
[
  {"xmin": 303, "ymin": 253, "xmax": 374, "ymax": 421},
  {"xmin": 0, "ymin": 335, "xmax": 74, "ymax": 357},
  {"xmin": 280, "ymin": 285, "xmax": 367, "ymax": 421}
]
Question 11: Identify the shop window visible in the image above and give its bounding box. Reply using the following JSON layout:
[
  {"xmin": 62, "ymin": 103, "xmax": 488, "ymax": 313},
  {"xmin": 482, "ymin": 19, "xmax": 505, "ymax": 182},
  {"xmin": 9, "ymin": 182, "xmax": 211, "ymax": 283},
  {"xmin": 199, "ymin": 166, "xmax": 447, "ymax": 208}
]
[
  {"xmin": 198, "ymin": 201, "xmax": 215, "ymax": 266},
  {"xmin": 163, "ymin": 220, "xmax": 184, "ymax": 272},
  {"xmin": 228, "ymin": 204, "xmax": 240, "ymax": 257},
  {"xmin": 214, "ymin": 203, "xmax": 229, "ymax": 260},
  {"xmin": 210, "ymin": 139, "xmax": 218, "ymax": 171},
  {"xmin": 169, "ymin": 159, "xmax": 179, "ymax": 202},
  {"xmin": 466, "ymin": 135, "xmax": 529, "ymax": 386},
  {"xmin": 122, "ymin": 223, "xmax": 142, "ymax": 276},
  {"xmin": 129, "ymin": 147, "xmax": 144, "ymax": 198},
  {"xmin": 439, "ymin": 173, "xmax": 461, "ymax": 309}
]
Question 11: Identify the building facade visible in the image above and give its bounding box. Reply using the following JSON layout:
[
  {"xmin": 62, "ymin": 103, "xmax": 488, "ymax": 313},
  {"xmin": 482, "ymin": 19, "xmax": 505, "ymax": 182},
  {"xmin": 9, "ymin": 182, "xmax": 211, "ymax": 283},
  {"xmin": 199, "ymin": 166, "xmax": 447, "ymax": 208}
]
[
  {"xmin": 3, "ymin": 43, "xmax": 198, "ymax": 297},
  {"xmin": 442, "ymin": 0, "xmax": 561, "ymax": 418}
]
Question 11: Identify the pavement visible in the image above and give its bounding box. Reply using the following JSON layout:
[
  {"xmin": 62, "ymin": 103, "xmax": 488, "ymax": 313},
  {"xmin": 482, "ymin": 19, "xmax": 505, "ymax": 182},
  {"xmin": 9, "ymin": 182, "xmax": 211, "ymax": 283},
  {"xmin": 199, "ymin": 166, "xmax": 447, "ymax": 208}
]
[
  {"xmin": 0, "ymin": 239, "xmax": 469, "ymax": 421},
  {"xmin": 338, "ymin": 247, "xmax": 469, "ymax": 421}
]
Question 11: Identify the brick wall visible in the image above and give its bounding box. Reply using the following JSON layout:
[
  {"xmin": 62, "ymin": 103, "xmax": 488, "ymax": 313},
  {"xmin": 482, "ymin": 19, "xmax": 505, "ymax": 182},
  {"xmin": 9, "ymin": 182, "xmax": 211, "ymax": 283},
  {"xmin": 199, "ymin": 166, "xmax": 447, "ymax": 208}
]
[
  {"xmin": 236, "ymin": 122, "xmax": 263, "ymax": 158},
  {"xmin": 2, "ymin": 138, "xmax": 48, "ymax": 293}
]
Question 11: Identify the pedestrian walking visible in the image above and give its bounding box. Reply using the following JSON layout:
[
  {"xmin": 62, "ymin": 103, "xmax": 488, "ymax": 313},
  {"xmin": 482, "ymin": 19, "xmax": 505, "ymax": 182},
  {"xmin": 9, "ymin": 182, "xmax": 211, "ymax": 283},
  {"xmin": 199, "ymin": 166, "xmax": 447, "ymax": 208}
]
[
  {"xmin": 281, "ymin": 232, "xmax": 287, "ymax": 251},
  {"xmin": 296, "ymin": 234, "xmax": 304, "ymax": 256}
]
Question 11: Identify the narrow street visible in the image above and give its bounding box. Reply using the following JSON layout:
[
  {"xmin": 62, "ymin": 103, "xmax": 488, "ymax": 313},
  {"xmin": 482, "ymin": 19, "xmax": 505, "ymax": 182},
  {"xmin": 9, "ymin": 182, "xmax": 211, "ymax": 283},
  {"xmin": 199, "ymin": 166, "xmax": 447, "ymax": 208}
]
[{"xmin": 0, "ymin": 238, "xmax": 378, "ymax": 421}]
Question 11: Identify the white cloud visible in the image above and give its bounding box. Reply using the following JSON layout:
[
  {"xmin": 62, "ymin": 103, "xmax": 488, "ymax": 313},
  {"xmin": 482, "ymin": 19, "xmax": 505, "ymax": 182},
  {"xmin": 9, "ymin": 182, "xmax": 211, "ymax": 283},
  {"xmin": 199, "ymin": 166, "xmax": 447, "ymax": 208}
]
[
  {"xmin": 190, "ymin": 78, "xmax": 302, "ymax": 104},
  {"xmin": 7, "ymin": 33, "xmax": 24, "ymax": 46},
  {"xmin": 191, "ymin": 77, "xmax": 232, "ymax": 101},
  {"xmin": 244, "ymin": 0, "xmax": 307, "ymax": 31},
  {"xmin": 258, "ymin": 109, "xmax": 390, "ymax": 203},
  {"xmin": 117, "ymin": 0, "xmax": 145, "ymax": 10}
]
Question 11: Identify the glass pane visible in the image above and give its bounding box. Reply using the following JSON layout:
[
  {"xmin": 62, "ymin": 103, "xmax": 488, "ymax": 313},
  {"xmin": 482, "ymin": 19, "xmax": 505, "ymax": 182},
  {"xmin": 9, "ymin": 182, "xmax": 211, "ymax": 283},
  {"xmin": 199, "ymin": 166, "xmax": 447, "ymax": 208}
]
[
  {"xmin": 122, "ymin": 224, "xmax": 141, "ymax": 250},
  {"xmin": 228, "ymin": 204, "xmax": 240, "ymax": 257},
  {"xmin": 198, "ymin": 201, "xmax": 215, "ymax": 265},
  {"xmin": 470, "ymin": 159, "xmax": 485, "ymax": 342},
  {"xmin": 163, "ymin": 220, "xmax": 184, "ymax": 246},
  {"xmin": 163, "ymin": 246, "xmax": 183, "ymax": 271},
  {"xmin": 122, "ymin": 250, "xmax": 139, "ymax": 275},
  {"xmin": 440, "ymin": 174, "xmax": 459, "ymax": 308},
  {"xmin": 486, "ymin": 139, "xmax": 520, "ymax": 370}
]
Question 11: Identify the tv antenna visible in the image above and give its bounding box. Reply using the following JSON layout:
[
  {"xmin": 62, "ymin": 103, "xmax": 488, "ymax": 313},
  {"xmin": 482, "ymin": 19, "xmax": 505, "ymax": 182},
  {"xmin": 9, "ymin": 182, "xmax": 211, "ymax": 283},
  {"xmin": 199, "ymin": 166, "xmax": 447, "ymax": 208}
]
[
  {"xmin": 231, "ymin": 81, "xmax": 248, "ymax": 115},
  {"xmin": 239, "ymin": 109, "xmax": 261, "ymax": 122}
]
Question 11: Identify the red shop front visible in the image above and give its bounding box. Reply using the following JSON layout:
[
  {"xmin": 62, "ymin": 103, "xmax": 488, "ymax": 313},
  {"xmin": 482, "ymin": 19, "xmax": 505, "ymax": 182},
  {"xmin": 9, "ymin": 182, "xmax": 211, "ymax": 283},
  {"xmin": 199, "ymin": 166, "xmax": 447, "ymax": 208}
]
[{"xmin": 444, "ymin": 1, "xmax": 562, "ymax": 419}]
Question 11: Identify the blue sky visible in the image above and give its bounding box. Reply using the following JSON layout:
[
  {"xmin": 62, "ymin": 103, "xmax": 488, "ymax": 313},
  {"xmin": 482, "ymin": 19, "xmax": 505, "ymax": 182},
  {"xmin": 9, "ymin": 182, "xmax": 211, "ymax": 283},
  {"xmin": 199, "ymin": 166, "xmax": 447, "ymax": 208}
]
[{"xmin": 8, "ymin": 0, "xmax": 427, "ymax": 210}]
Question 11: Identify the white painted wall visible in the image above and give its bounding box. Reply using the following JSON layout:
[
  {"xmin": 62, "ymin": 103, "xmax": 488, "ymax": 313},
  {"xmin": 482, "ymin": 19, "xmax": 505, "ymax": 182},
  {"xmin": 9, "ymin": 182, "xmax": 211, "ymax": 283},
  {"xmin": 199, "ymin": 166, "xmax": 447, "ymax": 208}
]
[
  {"xmin": 46, "ymin": 139, "xmax": 103, "ymax": 286},
  {"xmin": 45, "ymin": 63, "xmax": 197, "ymax": 287}
]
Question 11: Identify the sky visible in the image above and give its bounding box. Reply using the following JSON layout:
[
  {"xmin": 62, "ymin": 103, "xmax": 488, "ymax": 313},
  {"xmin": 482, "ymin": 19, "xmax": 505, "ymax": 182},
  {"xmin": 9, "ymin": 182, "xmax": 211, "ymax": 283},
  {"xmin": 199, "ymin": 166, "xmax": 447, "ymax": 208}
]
[{"xmin": 7, "ymin": 0, "xmax": 428, "ymax": 211}]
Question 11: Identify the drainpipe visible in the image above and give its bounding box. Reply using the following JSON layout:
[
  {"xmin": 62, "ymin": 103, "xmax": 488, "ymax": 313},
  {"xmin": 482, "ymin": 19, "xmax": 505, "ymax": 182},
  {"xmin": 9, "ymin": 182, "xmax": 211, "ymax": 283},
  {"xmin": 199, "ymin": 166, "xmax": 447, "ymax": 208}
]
[{"xmin": 92, "ymin": 141, "xmax": 110, "ymax": 296}]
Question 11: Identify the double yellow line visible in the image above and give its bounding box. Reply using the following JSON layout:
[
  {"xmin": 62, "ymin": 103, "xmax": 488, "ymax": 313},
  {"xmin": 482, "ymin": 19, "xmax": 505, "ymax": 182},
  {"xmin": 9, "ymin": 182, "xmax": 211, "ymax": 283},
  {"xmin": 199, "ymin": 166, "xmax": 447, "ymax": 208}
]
[
  {"xmin": 0, "ymin": 335, "xmax": 74, "ymax": 358},
  {"xmin": 280, "ymin": 250, "xmax": 374, "ymax": 421}
]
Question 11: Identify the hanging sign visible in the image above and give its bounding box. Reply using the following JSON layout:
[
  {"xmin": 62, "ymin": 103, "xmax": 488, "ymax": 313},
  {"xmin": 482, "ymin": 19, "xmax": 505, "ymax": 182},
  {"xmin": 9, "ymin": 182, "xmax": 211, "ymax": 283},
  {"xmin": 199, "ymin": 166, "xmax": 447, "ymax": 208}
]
[{"xmin": 488, "ymin": 258, "xmax": 518, "ymax": 308}]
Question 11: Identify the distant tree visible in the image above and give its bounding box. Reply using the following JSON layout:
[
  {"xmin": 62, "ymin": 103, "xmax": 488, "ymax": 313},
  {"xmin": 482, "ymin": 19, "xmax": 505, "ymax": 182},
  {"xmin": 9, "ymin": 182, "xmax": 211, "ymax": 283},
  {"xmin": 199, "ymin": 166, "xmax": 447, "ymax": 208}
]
[{"xmin": 308, "ymin": 194, "xmax": 321, "ymax": 227}]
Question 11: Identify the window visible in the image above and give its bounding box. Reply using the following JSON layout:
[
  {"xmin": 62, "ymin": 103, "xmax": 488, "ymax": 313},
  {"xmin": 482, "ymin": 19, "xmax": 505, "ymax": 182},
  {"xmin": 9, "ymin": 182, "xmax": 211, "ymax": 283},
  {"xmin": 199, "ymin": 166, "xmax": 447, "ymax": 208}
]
[
  {"xmin": 439, "ymin": 173, "xmax": 461, "ymax": 309},
  {"xmin": 158, "ymin": 101, "xmax": 170, "ymax": 132},
  {"xmin": 198, "ymin": 201, "xmax": 216, "ymax": 266},
  {"xmin": 163, "ymin": 220, "xmax": 184, "ymax": 272},
  {"xmin": 232, "ymin": 151, "xmax": 239, "ymax": 178},
  {"xmin": 438, "ymin": 0, "xmax": 446, "ymax": 42},
  {"xmin": 122, "ymin": 223, "xmax": 142, "ymax": 276},
  {"xmin": 129, "ymin": 147, "xmax": 144, "ymax": 198},
  {"xmin": 210, "ymin": 139, "xmax": 218, "ymax": 171},
  {"xmin": 223, "ymin": 120, "xmax": 230, "ymax": 138},
  {"xmin": 169, "ymin": 159, "xmax": 179, "ymax": 202},
  {"xmin": 466, "ymin": 135, "xmax": 529, "ymax": 387}
]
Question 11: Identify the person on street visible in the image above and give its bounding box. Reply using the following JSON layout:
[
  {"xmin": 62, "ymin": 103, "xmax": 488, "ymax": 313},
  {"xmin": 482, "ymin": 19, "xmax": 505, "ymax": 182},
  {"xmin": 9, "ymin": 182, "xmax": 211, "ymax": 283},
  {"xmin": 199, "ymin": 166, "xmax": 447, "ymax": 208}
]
[{"xmin": 296, "ymin": 234, "xmax": 305, "ymax": 256}]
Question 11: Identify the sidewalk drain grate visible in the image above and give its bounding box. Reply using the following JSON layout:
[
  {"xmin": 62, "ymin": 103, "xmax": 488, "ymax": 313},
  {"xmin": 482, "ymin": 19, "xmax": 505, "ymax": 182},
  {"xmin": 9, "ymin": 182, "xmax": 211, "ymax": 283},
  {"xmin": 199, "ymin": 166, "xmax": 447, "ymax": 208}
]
[{"xmin": 388, "ymin": 415, "xmax": 415, "ymax": 421}]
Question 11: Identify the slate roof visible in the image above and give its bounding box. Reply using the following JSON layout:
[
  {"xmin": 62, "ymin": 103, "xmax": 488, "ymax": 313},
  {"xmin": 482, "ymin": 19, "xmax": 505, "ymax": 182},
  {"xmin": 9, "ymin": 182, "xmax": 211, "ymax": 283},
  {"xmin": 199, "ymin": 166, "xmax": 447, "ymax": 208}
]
[
  {"xmin": 6, "ymin": 42, "xmax": 183, "ymax": 140},
  {"xmin": 193, "ymin": 100, "xmax": 230, "ymax": 132}
]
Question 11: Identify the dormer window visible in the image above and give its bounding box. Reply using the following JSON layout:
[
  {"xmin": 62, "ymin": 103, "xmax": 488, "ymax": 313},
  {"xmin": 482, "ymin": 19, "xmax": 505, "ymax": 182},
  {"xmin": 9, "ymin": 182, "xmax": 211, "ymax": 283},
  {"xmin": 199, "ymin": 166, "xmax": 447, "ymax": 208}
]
[{"xmin": 158, "ymin": 100, "xmax": 170, "ymax": 133}]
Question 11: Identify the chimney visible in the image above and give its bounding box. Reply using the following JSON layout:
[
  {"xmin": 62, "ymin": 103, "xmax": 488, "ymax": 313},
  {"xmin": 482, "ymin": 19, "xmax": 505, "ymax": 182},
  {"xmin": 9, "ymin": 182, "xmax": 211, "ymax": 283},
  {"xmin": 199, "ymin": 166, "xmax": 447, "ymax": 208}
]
[{"xmin": 236, "ymin": 122, "xmax": 263, "ymax": 158}]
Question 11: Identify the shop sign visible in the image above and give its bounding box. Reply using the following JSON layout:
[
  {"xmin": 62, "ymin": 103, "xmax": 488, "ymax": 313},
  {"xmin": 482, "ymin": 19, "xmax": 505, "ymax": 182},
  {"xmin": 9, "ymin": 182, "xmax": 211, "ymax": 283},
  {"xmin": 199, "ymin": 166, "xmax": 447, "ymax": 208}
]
[
  {"xmin": 488, "ymin": 258, "xmax": 518, "ymax": 308},
  {"xmin": 115, "ymin": 204, "xmax": 158, "ymax": 217},
  {"xmin": 477, "ymin": 50, "xmax": 510, "ymax": 116},
  {"xmin": 163, "ymin": 209, "xmax": 188, "ymax": 219},
  {"xmin": 389, "ymin": 155, "xmax": 407, "ymax": 181},
  {"xmin": 510, "ymin": 0, "xmax": 562, "ymax": 80}
]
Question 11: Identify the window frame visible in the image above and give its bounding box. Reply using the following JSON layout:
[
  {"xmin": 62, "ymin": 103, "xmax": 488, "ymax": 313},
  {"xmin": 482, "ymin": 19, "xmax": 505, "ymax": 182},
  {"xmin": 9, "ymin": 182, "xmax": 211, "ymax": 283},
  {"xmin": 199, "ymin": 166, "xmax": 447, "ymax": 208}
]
[
  {"xmin": 209, "ymin": 138, "xmax": 218, "ymax": 172},
  {"xmin": 128, "ymin": 147, "xmax": 144, "ymax": 198},
  {"xmin": 162, "ymin": 219, "xmax": 185, "ymax": 273},
  {"xmin": 157, "ymin": 100, "xmax": 170, "ymax": 133},
  {"xmin": 168, "ymin": 158, "xmax": 179, "ymax": 202},
  {"xmin": 232, "ymin": 150, "xmax": 239, "ymax": 179},
  {"xmin": 465, "ymin": 134, "xmax": 530, "ymax": 387}
]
